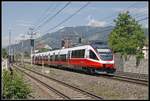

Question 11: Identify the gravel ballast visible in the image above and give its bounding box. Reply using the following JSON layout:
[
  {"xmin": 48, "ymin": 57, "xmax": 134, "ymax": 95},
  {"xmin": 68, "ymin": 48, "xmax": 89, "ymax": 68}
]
[{"xmin": 24, "ymin": 64, "xmax": 148, "ymax": 100}]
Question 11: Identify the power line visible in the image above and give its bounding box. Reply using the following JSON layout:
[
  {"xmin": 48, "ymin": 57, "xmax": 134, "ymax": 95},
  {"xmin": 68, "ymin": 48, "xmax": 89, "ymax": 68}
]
[
  {"xmin": 35, "ymin": 2, "xmax": 71, "ymax": 30},
  {"xmin": 33, "ymin": 3, "xmax": 58, "ymax": 27},
  {"xmin": 99, "ymin": 2, "xmax": 139, "ymax": 22},
  {"xmin": 122, "ymin": 2, "xmax": 140, "ymax": 12},
  {"xmin": 85, "ymin": 2, "xmax": 142, "ymax": 34},
  {"xmin": 45, "ymin": 2, "xmax": 90, "ymax": 33},
  {"xmin": 94, "ymin": 17, "xmax": 148, "ymax": 35},
  {"xmin": 33, "ymin": 2, "xmax": 147, "ymax": 45},
  {"xmin": 134, "ymin": 14, "xmax": 148, "ymax": 19}
]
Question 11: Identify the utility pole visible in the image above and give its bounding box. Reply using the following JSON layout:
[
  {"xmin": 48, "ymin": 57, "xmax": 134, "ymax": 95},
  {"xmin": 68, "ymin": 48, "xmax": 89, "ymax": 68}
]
[
  {"xmin": 21, "ymin": 35, "xmax": 25, "ymax": 65},
  {"xmin": 8, "ymin": 30, "xmax": 11, "ymax": 69},
  {"xmin": 28, "ymin": 27, "xmax": 36, "ymax": 66},
  {"xmin": 9, "ymin": 30, "xmax": 11, "ymax": 59},
  {"xmin": 8, "ymin": 29, "xmax": 13, "ymax": 74},
  {"xmin": 15, "ymin": 40, "xmax": 18, "ymax": 64}
]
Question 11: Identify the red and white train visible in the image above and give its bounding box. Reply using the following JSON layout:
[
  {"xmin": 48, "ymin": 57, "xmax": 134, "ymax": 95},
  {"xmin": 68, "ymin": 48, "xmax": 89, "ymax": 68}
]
[{"xmin": 32, "ymin": 44, "xmax": 116, "ymax": 74}]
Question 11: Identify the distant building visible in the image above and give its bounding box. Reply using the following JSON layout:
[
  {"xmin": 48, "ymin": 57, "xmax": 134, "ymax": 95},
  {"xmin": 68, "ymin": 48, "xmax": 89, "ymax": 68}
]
[
  {"xmin": 35, "ymin": 43, "xmax": 52, "ymax": 52},
  {"xmin": 62, "ymin": 38, "xmax": 72, "ymax": 48}
]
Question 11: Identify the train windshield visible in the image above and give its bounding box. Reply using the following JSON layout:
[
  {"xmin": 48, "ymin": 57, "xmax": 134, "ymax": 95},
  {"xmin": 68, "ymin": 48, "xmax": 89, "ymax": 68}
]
[{"xmin": 96, "ymin": 49, "xmax": 113, "ymax": 61}]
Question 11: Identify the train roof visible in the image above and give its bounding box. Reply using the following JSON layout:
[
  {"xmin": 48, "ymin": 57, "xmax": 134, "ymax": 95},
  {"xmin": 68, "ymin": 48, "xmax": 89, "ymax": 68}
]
[{"xmin": 33, "ymin": 45, "xmax": 91, "ymax": 56}]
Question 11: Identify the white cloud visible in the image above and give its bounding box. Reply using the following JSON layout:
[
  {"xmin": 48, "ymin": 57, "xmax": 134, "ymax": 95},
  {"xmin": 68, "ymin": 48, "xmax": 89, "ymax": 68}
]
[
  {"xmin": 59, "ymin": 26, "xmax": 64, "ymax": 29},
  {"xmin": 87, "ymin": 19, "xmax": 106, "ymax": 27}
]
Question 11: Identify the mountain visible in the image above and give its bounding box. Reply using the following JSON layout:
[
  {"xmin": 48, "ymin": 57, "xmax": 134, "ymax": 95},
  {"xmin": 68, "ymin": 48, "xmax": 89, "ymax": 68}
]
[
  {"xmin": 6, "ymin": 26, "xmax": 148, "ymax": 54},
  {"xmin": 35, "ymin": 26, "xmax": 115, "ymax": 49},
  {"xmin": 36, "ymin": 26, "xmax": 148, "ymax": 49}
]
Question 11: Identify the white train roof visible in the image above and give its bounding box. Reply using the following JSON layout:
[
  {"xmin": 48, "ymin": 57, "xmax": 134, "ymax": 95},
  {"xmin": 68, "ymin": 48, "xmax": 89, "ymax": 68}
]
[{"xmin": 33, "ymin": 45, "xmax": 92, "ymax": 56}]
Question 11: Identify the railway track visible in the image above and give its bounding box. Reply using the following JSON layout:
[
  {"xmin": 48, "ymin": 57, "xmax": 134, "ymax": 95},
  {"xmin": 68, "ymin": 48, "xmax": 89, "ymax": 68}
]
[
  {"xmin": 115, "ymin": 71, "xmax": 148, "ymax": 80},
  {"xmin": 102, "ymin": 74, "xmax": 148, "ymax": 86},
  {"xmin": 15, "ymin": 67, "xmax": 71, "ymax": 100},
  {"xmin": 14, "ymin": 64, "xmax": 103, "ymax": 100},
  {"xmin": 16, "ymin": 62, "xmax": 148, "ymax": 86}
]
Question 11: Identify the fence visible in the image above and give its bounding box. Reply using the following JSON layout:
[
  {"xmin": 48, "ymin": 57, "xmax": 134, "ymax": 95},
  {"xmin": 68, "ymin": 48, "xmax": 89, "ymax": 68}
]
[{"xmin": 114, "ymin": 53, "xmax": 148, "ymax": 74}]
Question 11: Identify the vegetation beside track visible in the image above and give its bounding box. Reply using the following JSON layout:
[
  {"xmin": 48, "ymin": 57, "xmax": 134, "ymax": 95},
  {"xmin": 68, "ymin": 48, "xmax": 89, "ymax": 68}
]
[{"xmin": 2, "ymin": 69, "xmax": 31, "ymax": 99}]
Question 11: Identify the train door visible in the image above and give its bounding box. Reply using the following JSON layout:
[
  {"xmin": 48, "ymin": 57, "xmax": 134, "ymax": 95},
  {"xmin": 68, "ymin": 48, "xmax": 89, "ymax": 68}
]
[
  {"xmin": 85, "ymin": 48, "xmax": 89, "ymax": 59},
  {"xmin": 67, "ymin": 51, "xmax": 71, "ymax": 65},
  {"xmin": 57, "ymin": 51, "xmax": 61, "ymax": 67},
  {"xmin": 52, "ymin": 53, "xmax": 55, "ymax": 65},
  {"xmin": 48, "ymin": 53, "xmax": 50, "ymax": 65}
]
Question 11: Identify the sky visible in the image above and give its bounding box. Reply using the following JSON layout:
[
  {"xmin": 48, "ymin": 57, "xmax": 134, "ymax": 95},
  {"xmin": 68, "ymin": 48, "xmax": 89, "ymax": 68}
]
[{"xmin": 2, "ymin": 1, "xmax": 148, "ymax": 48}]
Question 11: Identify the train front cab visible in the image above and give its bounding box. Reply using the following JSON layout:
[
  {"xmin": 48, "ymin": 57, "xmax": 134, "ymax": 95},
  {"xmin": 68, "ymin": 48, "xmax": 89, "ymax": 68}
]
[{"xmin": 88, "ymin": 48, "xmax": 116, "ymax": 74}]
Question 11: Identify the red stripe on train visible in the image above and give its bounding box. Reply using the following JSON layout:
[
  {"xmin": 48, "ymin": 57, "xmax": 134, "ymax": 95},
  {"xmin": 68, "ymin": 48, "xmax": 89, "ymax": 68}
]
[{"xmin": 33, "ymin": 58, "xmax": 114, "ymax": 69}]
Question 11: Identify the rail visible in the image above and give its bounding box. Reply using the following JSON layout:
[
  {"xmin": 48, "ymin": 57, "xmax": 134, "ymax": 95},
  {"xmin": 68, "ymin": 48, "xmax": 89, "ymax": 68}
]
[{"xmin": 14, "ymin": 64, "xmax": 103, "ymax": 100}]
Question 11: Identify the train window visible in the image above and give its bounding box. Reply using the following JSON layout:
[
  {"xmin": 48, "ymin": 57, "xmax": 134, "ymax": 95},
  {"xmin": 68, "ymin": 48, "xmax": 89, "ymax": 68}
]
[
  {"xmin": 42, "ymin": 55, "xmax": 45, "ymax": 61},
  {"xmin": 71, "ymin": 49, "xmax": 85, "ymax": 58},
  {"xmin": 50, "ymin": 55, "xmax": 53, "ymax": 61},
  {"xmin": 45, "ymin": 56, "xmax": 47, "ymax": 61},
  {"xmin": 89, "ymin": 50, "xmax": 99, "ymax": 60},
  {"xmin": 42, "ymin": 55, "xmax": 43, "ymax": 59},
  {"xmin": 45, "ymin": 56, "xmax": 48, "ymax": 61},
  {"xmin": 43, "ymin": 56, "xmax": 45, "ymax": 60},
  {"xmin": 60, "ymin": 54, "xmax": 66, "ymax": 61},
  {"xmin": 48, "ymin": 54, "xmax": 51, "ymax": 61},
  {"xmin": 40, "ymin": 56, "xmax": 41, "ymax": 60},
  {"xmin": 53, "ymin": 53, "xmax": 55, "ymax": 61},
  {"xmin": 55, "ymin": 55, "xmax": 58, "ymax": 61},
  {"xmin": 44, "ymin": 55, "xmax": 46, "ymax": 61},
  {"xmin": 40, "ymin": 56, "xmax": 42, "ymax": 61},
  {"xmin": 68, "ymin": 51, "xmax": 71, "ymax": 59}
]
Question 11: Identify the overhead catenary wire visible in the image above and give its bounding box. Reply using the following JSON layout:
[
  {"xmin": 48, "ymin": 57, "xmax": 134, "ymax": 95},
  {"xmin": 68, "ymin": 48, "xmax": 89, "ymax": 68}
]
[
  {"xmin": 45, "ymin": 2, "xmax": 90, "ymax": 33},
  {"xmin": 45, "ymin": 2, "xmax": 142, "ymax": 35},
  {"xmin": 35, "ymin": 2, "xmax": 71, "ymax": 30},
  {"xmin": 93, "ymin": 2, "xmax": 147, "ymax": 34},
  {"xmin": 134, "ymin": 14, "xmax": 148, "ymax": 19},
  {"xmin": 93, "ymin": 16, "xmax": 148, "ymax": 34},
  {"xmin": 31, "ymin": 2, "xmax": 147, "ymax": 45},
  {"xmin": 33, "ymin": 3, "xmax": 59, "ymax": 28},
  {"xmin": 42, "ymin": 2, "xmax": 147, "ymax": 45},
  {"xmin": 137, "ymin": 17, "xmax": 148, "ymax": 22},
  {"xmin": 98, "ymin": 2, "xmax": 140, "ymax": 22}
]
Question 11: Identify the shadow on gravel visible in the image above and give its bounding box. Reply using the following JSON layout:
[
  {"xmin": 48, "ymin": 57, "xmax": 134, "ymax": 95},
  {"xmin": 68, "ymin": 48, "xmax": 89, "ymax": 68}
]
[{"xmin": 21, "ymin": 62, "xmax": 113, "ymax": 77}]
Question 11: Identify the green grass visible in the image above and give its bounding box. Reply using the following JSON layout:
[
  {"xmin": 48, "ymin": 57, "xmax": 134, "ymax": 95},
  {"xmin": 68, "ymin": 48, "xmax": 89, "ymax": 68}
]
[{"xmin": 2, "ymin": 69, "xmax": 32, "ymax": 99}]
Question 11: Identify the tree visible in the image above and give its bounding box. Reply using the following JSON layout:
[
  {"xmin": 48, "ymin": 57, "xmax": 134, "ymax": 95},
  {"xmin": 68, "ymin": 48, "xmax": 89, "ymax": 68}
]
[
  {"xmin": 144, "ymin": 37, "xmax": 149, "ymax": 46},
  {"xmin": 38, "ymin": 48, "xmax": 49, "ymax": 52},
  {"xmin": 108, "ymin": 11, "xmax": 146, "ymax": 66},
  {"xmin": 2, "ymin": 48, "xmax": 8, "ymax": 59}
]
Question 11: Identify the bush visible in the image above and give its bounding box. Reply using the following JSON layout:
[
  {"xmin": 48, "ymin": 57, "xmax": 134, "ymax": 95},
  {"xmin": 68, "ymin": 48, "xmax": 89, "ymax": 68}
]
[{"xmin": 2, "ymin": 70, "xmax": 31, "ymax": 99}]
